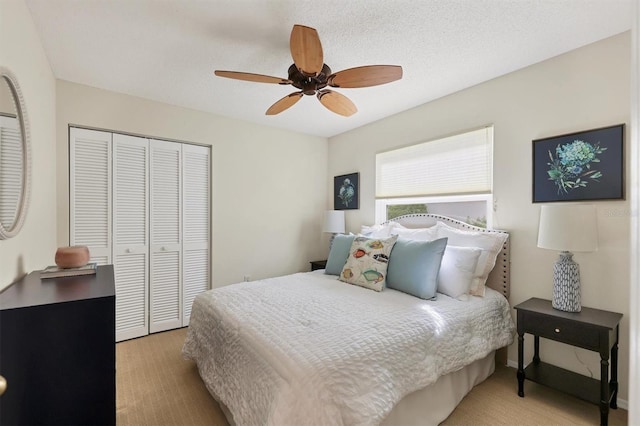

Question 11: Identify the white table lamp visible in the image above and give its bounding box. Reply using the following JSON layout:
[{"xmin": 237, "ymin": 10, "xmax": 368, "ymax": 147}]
[
  {"xmin": 537, "ymin": 204, "xmax": 598, "ymax": 312},
  {"xmin": 322, "ymin": 210, "xmax": 345, "ymax": 248}
]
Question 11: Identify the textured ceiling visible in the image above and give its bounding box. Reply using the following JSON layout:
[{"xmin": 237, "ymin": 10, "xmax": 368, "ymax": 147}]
[{"xmin": 26, "ymin": 0, "xmax": 632, "ymax": 138}]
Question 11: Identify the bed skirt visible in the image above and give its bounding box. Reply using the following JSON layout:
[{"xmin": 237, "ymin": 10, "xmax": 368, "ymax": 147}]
[
  {"xmin": 214, "ymin": 351, "xmax": 495, "ymax": 426},
  {"xmin": 381, "ymin": 350, "xmax": 495, "ymax": 425}
]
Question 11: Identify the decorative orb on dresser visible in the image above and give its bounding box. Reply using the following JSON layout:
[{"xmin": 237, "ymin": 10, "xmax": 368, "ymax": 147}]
[{"xmin": 55, "ymin": 246, "xmax": 90, "ymax": 269}]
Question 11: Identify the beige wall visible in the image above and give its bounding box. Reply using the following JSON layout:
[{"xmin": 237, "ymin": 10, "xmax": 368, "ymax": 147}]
[
  {"xmin": 56, "ymin": 80, "xmax": 328, "ymax": 288},
  {"xmin": 0, "ymin": 79, "xmax": 16, "ymax": 115},
  {"xmin": 629, "ymin": 2, "xmax": 640, "ymax": 420},
  {"xmin": 0, "ymin": 0, "xmax": 57, "ymax": 290},
  {"xmin": 328, "ymin": 33, "xmax": 631, "ymax": 403}
]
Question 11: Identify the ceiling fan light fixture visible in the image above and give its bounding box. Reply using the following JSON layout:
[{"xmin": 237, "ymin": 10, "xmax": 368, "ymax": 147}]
[{"xmin": 214, "ymin": 25, "xmax": 402, "ymax": 116}]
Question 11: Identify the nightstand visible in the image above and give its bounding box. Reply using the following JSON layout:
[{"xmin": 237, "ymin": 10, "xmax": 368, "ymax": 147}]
[
  {"xmin": 514, "ymin": 298, "xmax": 622, "ymax": 426},
  {"xmin": 310, "ymin": 260, "xmax": 327, "ymax": 271}
]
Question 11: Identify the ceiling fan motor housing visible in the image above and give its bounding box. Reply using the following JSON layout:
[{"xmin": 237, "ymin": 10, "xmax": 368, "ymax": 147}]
[{"xmin": 288, "ymin": 64, "xmax": 331, "ymax": 95}]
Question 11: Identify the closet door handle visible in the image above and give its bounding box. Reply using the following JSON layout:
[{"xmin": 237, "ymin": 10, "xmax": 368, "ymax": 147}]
[{"xmin": 0, "ymin": 375, "xmax": 7, "ymax": 396}]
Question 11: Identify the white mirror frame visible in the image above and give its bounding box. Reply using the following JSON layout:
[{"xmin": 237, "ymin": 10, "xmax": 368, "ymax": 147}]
[{"xmin": 0, "ymin": 67, "xmax": 31, "ymax": 240}]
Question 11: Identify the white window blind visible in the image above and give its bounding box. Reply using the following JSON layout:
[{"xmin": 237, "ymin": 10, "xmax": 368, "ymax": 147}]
[{"xmin": 376, "ymin": 127, "xmax": 493, "ymax": 198}]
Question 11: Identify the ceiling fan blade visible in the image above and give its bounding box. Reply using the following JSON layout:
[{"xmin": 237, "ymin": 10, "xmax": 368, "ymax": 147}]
[
  {"xmin": 328, "ymin": 65, "xmax": 403, "ymax": 88},
  {"xmin": 214, "ymin": 70, "xmax": 291, "ymax": 85},
  {"xmin": 316, "ymin": 90, "xmax": 357, "ymax": 117},
  {"xmin": 266, "ymin": 92, "xmax": 304, "ymax": 115},
  {"xmin": 290, "ymin": 25, "xmax": 324, "ymax": 76}
]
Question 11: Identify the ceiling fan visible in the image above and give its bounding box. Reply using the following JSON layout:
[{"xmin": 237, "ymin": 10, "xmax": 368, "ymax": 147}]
[{"xmin": 214, "ymin": 25, "xmax": 403, "ymax": 117}]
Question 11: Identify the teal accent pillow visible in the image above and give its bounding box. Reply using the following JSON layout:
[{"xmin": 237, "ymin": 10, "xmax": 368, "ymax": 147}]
[
  {"xmin": 386, "ymin": 237, "xmax": 448, "ymax": 300},
  {"xmin": 325, "ymin": 234, "xmax": 356, "ymax": 275}
]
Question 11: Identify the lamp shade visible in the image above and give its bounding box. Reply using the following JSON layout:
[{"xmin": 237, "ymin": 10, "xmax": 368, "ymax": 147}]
[
  {"xmin": 537, "ymin": 204, "xmax": 598, "ymax": 252},
  {"xmin": 322, "ymin": 210, "xmax": 345, "ymax": 234}
]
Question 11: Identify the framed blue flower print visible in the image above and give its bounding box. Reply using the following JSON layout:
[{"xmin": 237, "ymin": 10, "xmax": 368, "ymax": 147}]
[
  {"xmin": 334, "ymin": 172, "xmax": 359, "ymax": 210},
  {"xmin": 532, "ymin": 124, "xmax": 624, "ymax": 203}
]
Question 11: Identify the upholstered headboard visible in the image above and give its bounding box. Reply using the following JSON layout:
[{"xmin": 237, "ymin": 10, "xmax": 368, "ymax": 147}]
[{"xmin": 382, "ymin": 214, "xmax": 511, "ymax": 299}]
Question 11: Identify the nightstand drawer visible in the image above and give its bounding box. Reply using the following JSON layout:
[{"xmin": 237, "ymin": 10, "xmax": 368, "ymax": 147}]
[{"xmin": 519, "ymin": 312, "xmax": 599, "ymax": 350}]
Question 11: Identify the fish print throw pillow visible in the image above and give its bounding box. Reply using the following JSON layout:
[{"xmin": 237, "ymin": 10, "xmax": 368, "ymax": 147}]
[{"xmin": 339, "ymin": 235, "xmax": 398, "ymax": 291}]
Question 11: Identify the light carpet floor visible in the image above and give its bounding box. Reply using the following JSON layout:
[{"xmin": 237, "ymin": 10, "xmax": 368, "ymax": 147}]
[{"xmin": 116, "ymin": 328, "xmax": 628, "ymax": 425}]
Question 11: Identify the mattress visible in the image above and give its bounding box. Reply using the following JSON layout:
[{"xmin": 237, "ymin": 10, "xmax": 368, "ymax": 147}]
[{"xmin": 182, "ymin": 271, "xmax": 515, "ymax": 425}]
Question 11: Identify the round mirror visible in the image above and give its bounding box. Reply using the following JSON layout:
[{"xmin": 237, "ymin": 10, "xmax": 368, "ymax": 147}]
[{"xmin": 0, "ymin": 67, "xmax": 30, "ymax": 239}]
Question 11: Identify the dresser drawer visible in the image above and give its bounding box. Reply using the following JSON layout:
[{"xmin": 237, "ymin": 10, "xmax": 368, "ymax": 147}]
[{"xmin": 519, "ymin": 311, "xmax": 599, "ymax": 351}]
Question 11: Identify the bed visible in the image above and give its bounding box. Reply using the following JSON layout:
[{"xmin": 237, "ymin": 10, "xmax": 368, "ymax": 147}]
[{"xmin": 182, "ymin": 214, "xmax": 515, "ymax": 425}]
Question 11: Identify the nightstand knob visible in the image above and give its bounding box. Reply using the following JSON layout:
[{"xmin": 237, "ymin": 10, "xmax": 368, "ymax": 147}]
[{"xmin": 555, "ymin": 328, "xmax": 560, "ymax": 333}]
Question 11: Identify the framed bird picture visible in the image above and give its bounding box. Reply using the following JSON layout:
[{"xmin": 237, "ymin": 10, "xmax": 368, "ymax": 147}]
[{"xmin": 334, "ymin": 172, "xmax": 359, "ymax": 210}]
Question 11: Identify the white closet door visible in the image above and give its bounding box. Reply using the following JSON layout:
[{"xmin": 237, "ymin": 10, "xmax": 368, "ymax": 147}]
[
  {"xmin": 182, "ymin": 144, "xmax": 210, "ymax": 325},
  {"xmin": 69, "ymin": 127, "xmax": 112, "ymax": 266},
  {"xmin": 149, "ymin": 139, "xmax": 182, "ymax": 333},
  {"xmin": 113, "ymin": 133, "xmax": 149, "ymax": 342}
]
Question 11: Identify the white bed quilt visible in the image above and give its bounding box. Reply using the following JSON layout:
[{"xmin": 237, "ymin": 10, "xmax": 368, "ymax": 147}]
[{"xmin": 182, "ymin": 271, "xmax": 515, "ymax": 426}]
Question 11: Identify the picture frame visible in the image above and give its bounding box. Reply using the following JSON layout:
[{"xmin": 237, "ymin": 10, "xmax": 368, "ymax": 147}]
[
  {"xmin": 334, "ymin": 172, "xmax": 359, "ymax": 210},
  {"xmin": 532, "ymin": 124, "xmax": 624, "ymax": 203}
]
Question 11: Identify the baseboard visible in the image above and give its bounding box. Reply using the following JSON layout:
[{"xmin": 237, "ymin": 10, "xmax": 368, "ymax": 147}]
[{"xmin": 504, "ymin": 360, "xmax": 628, "ymax": 410}]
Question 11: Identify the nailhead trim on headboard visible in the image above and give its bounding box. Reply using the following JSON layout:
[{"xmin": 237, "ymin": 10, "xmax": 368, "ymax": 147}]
[{"xmin": 382, "ymin": 214, "xmax": 511, "ymax": 299}]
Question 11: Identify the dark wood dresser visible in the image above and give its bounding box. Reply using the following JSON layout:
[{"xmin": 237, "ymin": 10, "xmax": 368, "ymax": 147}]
[{"xmin": 0, "ymin": 265, "xmax": 115, "ymax": 425}]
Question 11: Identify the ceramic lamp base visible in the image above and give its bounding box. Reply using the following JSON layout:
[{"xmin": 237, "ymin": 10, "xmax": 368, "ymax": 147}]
[
  {"xmin": 552, "ymin": 251, "xmax": 581, "ymax": 313},
  {"xmin": 55, "ymin": 246, "xmax": 90, "ymax": 269},
  {"xmin": 329, "ymin": 233, "xmax": 337, "ymax": 249}
]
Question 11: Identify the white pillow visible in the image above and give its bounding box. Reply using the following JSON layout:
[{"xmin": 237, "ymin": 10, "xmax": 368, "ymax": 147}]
[
  {"xmin": 390, "ymin": 225, "xmax": 438, "ymax": 241},
  {"xmin": 437, "ymin": 246, "xmax": 482, "ymax": 298},
  {"xmin": 361, "ymin": 222, "xmax": 438, "ymax": 241},
  {"xmin": 360, "ymin": 223, "xmax": 394, "ymax": 238},
  {"xmin": 434, "ymin": 221, "xmax": 508, "ymax": 296}
]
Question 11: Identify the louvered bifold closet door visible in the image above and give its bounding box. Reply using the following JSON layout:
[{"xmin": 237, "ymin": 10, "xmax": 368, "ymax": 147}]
[
  {"xmin": 69, "ymin": 128, "xmax": 112, "ymax": 266},
  {"xmin": 149, "ymin": 140, "xmax": 182, "ymax": 333},
  {"xmin": 113, "ymin": 134, "xmax": 149, "ymax": 342},
  {"xmin": 182, "ymin": 144, "xmax": 210, "ymax": 326},
  {"xmin": 0, "ymin": 116, "xmax": 22, "ymax": 230}
]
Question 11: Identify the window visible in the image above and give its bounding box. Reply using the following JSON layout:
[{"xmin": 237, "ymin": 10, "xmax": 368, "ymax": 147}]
[{"xmin": 375, "ymin": 126, "xmax": 493, "ymax": 226}]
